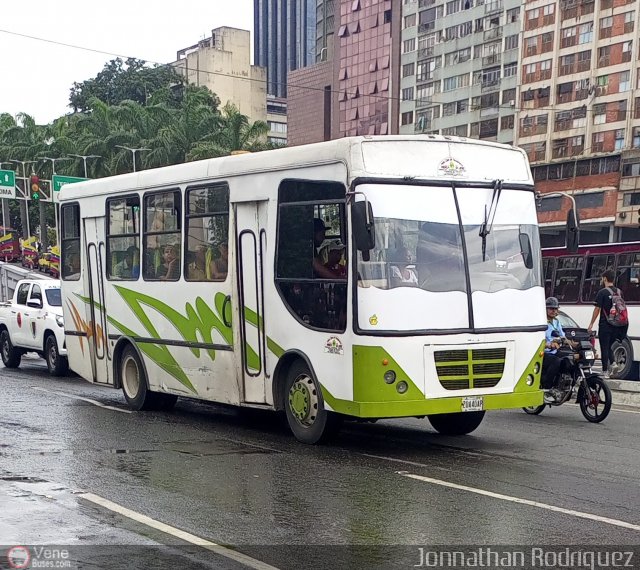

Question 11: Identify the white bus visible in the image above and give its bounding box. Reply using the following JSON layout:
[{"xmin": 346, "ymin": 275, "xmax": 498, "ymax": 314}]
[{"xmin": 59, "ymin": 136, "xmax": 545, "ymax": 443}]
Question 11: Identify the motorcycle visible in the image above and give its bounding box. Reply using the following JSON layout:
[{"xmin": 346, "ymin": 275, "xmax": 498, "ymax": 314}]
[{"xmin": 523, "ymin": 332, "xmax": 612, "ymax": 423}]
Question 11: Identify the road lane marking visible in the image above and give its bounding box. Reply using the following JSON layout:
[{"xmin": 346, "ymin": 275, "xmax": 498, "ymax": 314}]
[
  {"xmin": 31, "ymin": 387, "xmax": 131, "ymax": 414},
  {"xmin": 396, "ymin": 470, "xmax": 640, "ymax": 533},
  {"xmin": 80, "ymin": 492, "xmax": 280, "ymax": 570}
]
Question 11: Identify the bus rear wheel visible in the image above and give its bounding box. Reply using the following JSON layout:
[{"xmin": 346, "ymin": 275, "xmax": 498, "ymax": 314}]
[
  {"xmin": 284, "ymin": 360, "xmax": 341, "ymax": 444},
  {"xmin": 120, "ymin": 345, "xmax": 178, "ymax": 411},
  {"xmin": 120, "ymin": 345, "xmax": 154, "ymax": 410},
  {"xmin": 427, "ymin": 411, "xmax": 485, "ymax": 435}
]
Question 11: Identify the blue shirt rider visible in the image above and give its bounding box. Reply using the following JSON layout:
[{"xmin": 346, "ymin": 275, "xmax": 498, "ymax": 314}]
[{"xmin": 541, "ymin": 296, "xmax": 565, "ymax": 398}]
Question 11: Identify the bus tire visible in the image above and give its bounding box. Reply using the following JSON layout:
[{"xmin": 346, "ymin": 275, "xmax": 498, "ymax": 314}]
[
  {"xmin": 283, "ymin": 360, "xmax": 341, "ymax": 444},
  {"xmin": 427, "ymin": 411, "xmax": 485, "ymax": 435},
  {"xmin": 0, "ymin": 330, "xmax": 21, "ymax": 368},
  {"xmin": 611, "ymin": 338, "xmax": 637, "ymax": 380},
  {"xmin": 120, "ymin": 345, "xmax": 154, "ymax": 411},
  {"xmin": 45, "ymin": 334, "xmax": 69, "ymax": 377}
]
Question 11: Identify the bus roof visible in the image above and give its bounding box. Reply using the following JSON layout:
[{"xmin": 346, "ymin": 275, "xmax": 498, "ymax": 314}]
[
  {"xmin": 543, "ymin": 242, "xmax": 640, "ymax": 256},
  {"xmin": 58, "ymin": 135, "xmax": 533, "ymax": 201}
]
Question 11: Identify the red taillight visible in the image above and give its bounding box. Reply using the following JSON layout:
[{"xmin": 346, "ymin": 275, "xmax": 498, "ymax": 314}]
[{"xmin": 590, "ymin": 336, "xmax": 596, "ymax": 348}]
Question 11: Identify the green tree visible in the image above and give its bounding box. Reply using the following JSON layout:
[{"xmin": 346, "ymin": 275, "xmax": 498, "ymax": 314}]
[
  {"xmin": 187, "ymin": 103, "xmax": 271, "ymax": 160},
  {"xmin": 69, "ymin": 58, "xmax": 185, "ymax": 113}
]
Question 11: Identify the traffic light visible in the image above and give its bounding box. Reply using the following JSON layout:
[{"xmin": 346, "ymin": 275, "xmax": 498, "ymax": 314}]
[{"xmin": 30, "ymin": 174, "xmax": 40, "ymax": 201}]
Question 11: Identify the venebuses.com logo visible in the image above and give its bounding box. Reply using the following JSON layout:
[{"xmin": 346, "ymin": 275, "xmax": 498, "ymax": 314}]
[
  {"xmin": 6, "ymin": 546, "xmax": 30, "ymax": 569},
  {"xmin": 5, "ymin": 545, "xmax": 72, "ymax": 568}
]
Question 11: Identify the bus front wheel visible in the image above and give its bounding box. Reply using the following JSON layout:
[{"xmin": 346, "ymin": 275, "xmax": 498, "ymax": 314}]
[
  {"xmin": 427, "ymin": 411, "xmax": 485, "ymax": 435},
  {"xmin": 283, "ymin": 360, "xmax": 341, "ymax": 444}
]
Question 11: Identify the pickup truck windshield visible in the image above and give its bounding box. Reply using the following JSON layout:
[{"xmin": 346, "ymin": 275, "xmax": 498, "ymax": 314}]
[{"xmin": 46, "ymin": 289, "xmax": 62, "ymax": 307}]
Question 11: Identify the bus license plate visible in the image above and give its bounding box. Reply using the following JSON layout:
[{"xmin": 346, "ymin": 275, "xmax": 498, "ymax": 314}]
[{"xmin": 462, "ymin": 396, "xmax": 483, "ymax": 412}]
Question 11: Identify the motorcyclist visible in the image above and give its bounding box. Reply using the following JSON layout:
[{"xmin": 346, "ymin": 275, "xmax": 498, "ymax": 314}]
[{"xmin": 541, "ymin": 297, "xmax": 566, "ymax": 403}]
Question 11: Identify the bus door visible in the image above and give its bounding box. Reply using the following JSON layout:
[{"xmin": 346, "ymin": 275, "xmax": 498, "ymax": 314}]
[
  {"xmin": 234, "ymin": 200, "xmax": 269, "ymax": 404},
  {"xmin": 83, "ymin": 216, "xmax": 112, "ymax": 385}
]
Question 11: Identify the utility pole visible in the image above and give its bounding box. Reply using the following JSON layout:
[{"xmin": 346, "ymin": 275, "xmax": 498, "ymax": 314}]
[
  {"xmin": 38, "ymin": 157, "xmax": 72, "ymax": 249},
  {"xmin": 115, "ymin": 146, "xmax": 150, "ymax": 173},
  {"xmin": 9, "ymin": 160, "xmax": 36, "ymax": 240}
]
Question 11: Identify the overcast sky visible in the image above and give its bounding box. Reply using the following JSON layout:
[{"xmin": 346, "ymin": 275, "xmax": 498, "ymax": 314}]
[{"xmin": 0, "ymin": 1, "xmax": 254, "ymax": 124}]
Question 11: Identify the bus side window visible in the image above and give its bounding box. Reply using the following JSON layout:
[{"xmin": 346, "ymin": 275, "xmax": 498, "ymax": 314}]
[
  {"xmin": 143, "ymin": 190, "xmax": 181, "ymax": 281},
  {"xmin": 617, "ymin": 253, "xmax": 640, "ymax": 303},
  {"xmin": 275, "ymin": 180, "xmax": 347, "ymax": 331}
]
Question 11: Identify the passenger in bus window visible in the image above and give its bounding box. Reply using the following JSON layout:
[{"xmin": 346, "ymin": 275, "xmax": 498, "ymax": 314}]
[
  {"xmin": 210, "ymin": 242, "xmax": 228, "ymax": 280},
  {"xmin": 323, "ymin": 239, "xmax": 347, "ymax": 278},
  {"xmin": 159, "ymin": 244, "xmax": 180, "ymax": 280},
  {"xmin": 312, "ymin": 218, "xmax": 338, "ymax": 279},
  {"xmin": 389, "ymin": 247, "xmax": 418, "ymax": 287},
  {"xmin": 113, "ymin": 245, "xmax": 140, "ymax": 279},
  {"xmin": 188, "ymin": 245, "xmax": 210, "ymax": 280}
]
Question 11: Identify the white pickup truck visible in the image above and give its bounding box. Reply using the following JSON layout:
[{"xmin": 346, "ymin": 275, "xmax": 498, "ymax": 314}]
[{"xmin": 0, "ymin": 279, "xmax": 68, "ymax": 376}]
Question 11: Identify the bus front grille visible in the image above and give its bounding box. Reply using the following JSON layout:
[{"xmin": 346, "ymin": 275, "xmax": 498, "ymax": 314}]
[{"xmin": 434, "ymin": 348, "xmax": 506, "ymax": 390}]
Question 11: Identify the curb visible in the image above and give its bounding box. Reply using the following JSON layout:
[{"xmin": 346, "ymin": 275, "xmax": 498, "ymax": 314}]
[{"xmin": 607, "ymin": 379, "xmax": 640, "ymax": 408}]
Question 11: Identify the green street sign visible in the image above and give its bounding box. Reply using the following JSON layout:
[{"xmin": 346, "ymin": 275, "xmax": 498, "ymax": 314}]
[
  {"xmin": 0, "ymin": 169, "xmax": 16, "ymax": 199},
  {"xmin": 52, "ymin": 175, "xmax": 87, "ymax": 192}
]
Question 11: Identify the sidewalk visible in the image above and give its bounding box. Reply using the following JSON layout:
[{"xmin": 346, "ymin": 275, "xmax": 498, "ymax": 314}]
[{"xmin": 607, "ymin": 378, "xmax": 640, "ymax": 407}]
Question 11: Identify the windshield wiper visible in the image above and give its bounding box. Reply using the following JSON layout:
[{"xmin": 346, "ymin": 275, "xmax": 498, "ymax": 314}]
[{"xmin": 478, "ymin": 179, "xmax": 503, "ymax": 262}]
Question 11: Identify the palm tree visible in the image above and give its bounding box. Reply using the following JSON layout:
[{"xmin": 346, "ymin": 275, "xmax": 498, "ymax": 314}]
[{"xmin": 187, "ymin": 103, "xmax": 270, "ymax": 161}]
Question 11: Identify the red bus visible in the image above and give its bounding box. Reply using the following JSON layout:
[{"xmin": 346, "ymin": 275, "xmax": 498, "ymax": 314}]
[
  {"xmin": 0, "ymin": 227, "xmax": 21, "ymax": 262},
  {"xmin": 542, "ymin": 241, "xmax": 640, "ymax": 379}
]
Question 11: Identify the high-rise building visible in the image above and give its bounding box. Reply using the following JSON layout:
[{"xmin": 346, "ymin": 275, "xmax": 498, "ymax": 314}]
[
  {"xmin": 316, "ymin": 0, "xmax": 337, "ymax": 62},
  {"xmin": 254, "ymin": 0, "xmax": 318, "ymax": 97},
  {"xmin": 516, "ymin": 0, "xmax": 640, "ymax": 245},
  {"xmin": 398, "ymin": 0, "xmax": 520, "ymax": 143},
  {"xmin": 173, "ymin": 27, "xmax": 267, "ymax": 124},
  {"xmin": 287, "ymin": 0, "xmax": 401, "ymax": 146}
]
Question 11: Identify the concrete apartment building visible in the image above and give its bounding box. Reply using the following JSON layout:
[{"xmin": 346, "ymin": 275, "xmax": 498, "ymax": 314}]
[
  {"xmin": 398, "ymin": 0, "xmax": 521, "ymax": 143},
  {"xmin": 267, "ymin": 96, "xmax": 288, "ymax": 145},
  {"xmin": 173, "ymin": 27, "xmax": 267, "ymax": 124},
  {"xmin": 287, "ymin": 0, "xmax": 401, "ymax": 145},
  {"xmin": 515, "ymin": 0, "xmax": 640, "ymax": 246}
]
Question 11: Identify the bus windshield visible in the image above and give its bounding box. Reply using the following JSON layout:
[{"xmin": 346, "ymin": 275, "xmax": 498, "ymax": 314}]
[{"xmin": 356, "ymin": 184, "xmax": 543, "ymax": 332}]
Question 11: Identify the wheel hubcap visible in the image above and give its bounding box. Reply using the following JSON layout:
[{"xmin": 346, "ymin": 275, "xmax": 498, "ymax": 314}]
[
  {"xmin": 288, "ymin": 374, "xmax": 318, "ymax": 427},
  {"xmin": 122, "ymin": 356, "xmax": 140, "ymax": 398},
  {"xmin": 49, "ymin": 343, "xmax": 57, "ymax": 366}
]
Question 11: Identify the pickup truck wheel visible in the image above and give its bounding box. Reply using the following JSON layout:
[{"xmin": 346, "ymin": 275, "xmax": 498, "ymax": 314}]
[
  {"xmin": 0, "ymin": 330, "xmax": 21, "ymax": 368},
  {"xmin": 120, "ymin": 345, "xmax": 154, "ymax": 410},
  {"xmin": 45, "ymin": 335, "xmax": 68, "ymax": 377}
]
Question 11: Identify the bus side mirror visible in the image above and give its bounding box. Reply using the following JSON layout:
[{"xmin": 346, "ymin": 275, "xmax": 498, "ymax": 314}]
[
  {"xmin": 566, "ymin": 208, "xmax": 580, "ymax": 253},
  {"xmin": 518, "ymin": 233, "xmax": 534, "ymax": 269},
  {"xmin": 352, "ymin": 201, "xmax": 375, "ymax": 261}
]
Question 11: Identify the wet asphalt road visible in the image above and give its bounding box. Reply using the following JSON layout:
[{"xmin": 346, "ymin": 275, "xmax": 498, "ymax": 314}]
[{"xmin": 3, "ymin": 357, "xmax": 640, "ymax": 569}]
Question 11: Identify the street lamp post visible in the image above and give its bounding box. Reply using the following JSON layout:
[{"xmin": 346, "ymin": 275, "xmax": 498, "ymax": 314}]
[
  {"xmin": 69, "ymin": 154, "xmax": 101, "ymax": 178},
  {"xmin": 38, "ymin": 157, "xmax": 73, "ymax": 248},
  {"xmin": 9, "ymin": 160, "xmax": 37, "ymax": 239},
  {"xmin": 115, "ymin": 145, "xmax": 150, "ymax": 173}
]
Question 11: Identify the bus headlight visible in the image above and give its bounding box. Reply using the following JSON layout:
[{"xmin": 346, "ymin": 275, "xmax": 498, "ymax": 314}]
[
  {"xmin": 533, "ymin": 362, "xmax": 540, "ymax": 374},
  {"xmin": 526, "ymin": 375, "xmax": 535, "ymax": 386},
  {"xmin": 396, "ymin": 381, "xmax": 408, "ymax": 394},
  {"xmin": 56, "ymin": 315, "xmax": 64, "ymax": 327},
  {"xmin": 384, "ymin": 370, "xmax": 396, "ymax": 384}
]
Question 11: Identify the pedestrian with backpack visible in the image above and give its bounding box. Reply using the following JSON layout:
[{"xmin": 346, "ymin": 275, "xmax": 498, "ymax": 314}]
[{"xmin": 588, "ymin": 269, "xmax": 629, "ymax": 378}]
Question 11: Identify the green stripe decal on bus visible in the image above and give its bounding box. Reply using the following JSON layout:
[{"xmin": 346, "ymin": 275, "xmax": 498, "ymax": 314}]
[{"xmin": 73, "ymin": 289, "xmax": 284, "ymax": 394}]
